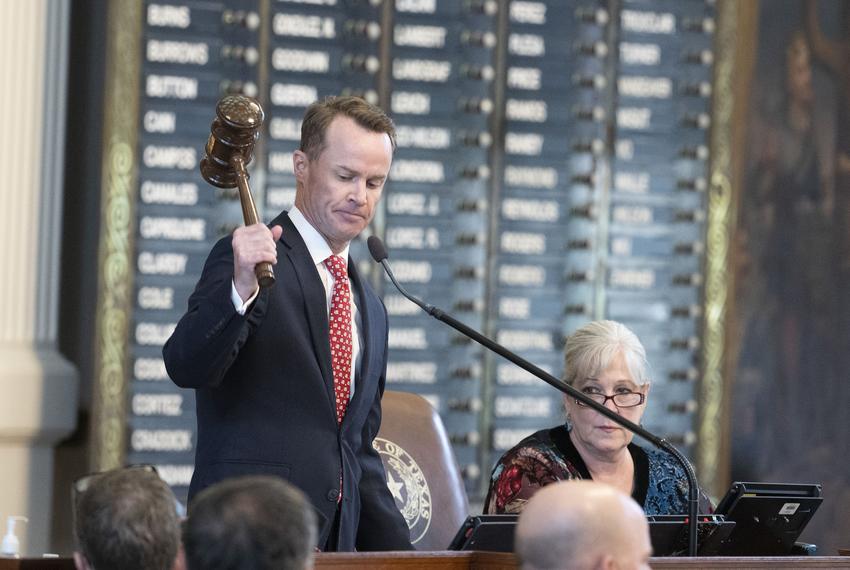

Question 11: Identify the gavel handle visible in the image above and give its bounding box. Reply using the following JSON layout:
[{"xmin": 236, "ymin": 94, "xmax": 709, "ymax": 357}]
[{"xmin": 231, "ymin": 155, "xmax": 275, "ymax": 288}]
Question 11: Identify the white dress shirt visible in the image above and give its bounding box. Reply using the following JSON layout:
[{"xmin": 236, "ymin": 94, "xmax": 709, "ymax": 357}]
[{"xmin": 231, "ymin": 206, "xmax": 362, "ymax": 398}]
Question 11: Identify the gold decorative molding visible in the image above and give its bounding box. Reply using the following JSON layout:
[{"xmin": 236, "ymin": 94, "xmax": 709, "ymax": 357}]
[
  {"xmin": 698, "ymin": 0, "xmax": 758, "ymax": 498},
  {"xmin": 91, "ymin": 0, "xmax": 142, "ymax": 471}
]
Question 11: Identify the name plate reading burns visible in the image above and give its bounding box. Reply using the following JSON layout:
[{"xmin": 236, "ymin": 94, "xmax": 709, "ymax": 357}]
[
  {"xmin": 136, "ymin": 322, "xmax": 177, "ymax": 346},
  {"xmin": 139, "ymin": 217, "xmax": 205, "ymax": 241},
  {"xmin": 392, "ymin": 59, "xmax": 451, "ymax": 82},
  {"xmin": 498, "ymin": 264, "xmax": 545, "ymax": 286},
  {"xmin": 495, "ymin": 396, "xmax": 551, "ymax": 418},
  {"xmin": 500, "ymin": 231, "xmax": 546, "ymax": 255},
  {"xmin": 502, "ymin": 198, "xmax": 558, "ymax": 222},
  {"xmin": 388, "ymin": 327, "xmax": 428, "ymax": 349},
  {"xmin": 140, "ymin": 181, "xmax": 198, "ymax": 205},
  {"xmin": 273, "ymin": 13, "xmax": 335, "ymax": 38},
  {"xmin": 386, "ymin": 227, "xmax": 440, "ymax": 250},
  {"xmin": 132, "ymin": 393, "xmax": 183, "ymax": 416},
  {"xmin": 390, "ymin": 159, "xmax": 445, "ymax": 183},
  {"xmin": 131, "ymin": 429, "xmax": 193, "ymax": 452},
  {"xmin": 146, "ymin": 39, "xmax": 209, "ymax": 66},
  {"xmin": 394, "ymin": 25, "xmax": 447, "ymax": 49},
  {"xmin": 386, "ymin": 361, "xmax": 438, "ymax": 384},
  {"xmin": 135, "ymin": 357, "xmax": 169, "ymax": 381},
  {"xmin": 147, "ymin": 4, "xmax": 190, "ymax": 28},
  {"xmin": 496, "ymin": 329, "xmax": 553, "ymax": 351}
]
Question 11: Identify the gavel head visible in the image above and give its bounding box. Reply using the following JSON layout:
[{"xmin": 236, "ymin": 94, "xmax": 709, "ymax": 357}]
[{"xmin": 200, "ymin": 95, "xmax": 265, "ymax": 188}]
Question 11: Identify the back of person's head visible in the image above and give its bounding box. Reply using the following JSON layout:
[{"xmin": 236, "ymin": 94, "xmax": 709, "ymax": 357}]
[
  {"xmin": 183, "ymin": 475, "xmax": 317, "ymax": 570},
  {"xmin": 73, "ymin": 466, "xmax": 181, "ymax": 570},
  {"xmin": 515, "ymin": 481, "xmax": 651, "ymax": 570}
]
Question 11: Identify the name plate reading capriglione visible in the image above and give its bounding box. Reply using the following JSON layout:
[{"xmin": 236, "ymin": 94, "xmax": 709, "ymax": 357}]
[
  {"xmin": 131, "ymin": 429, "xmax": 193, "ymax": 452},
  {"xmin": 134, "ymin": 357, "xmax": 169, "ymax": 382},
  {"xmin": 135, "ymin": 322, "xmax": 177, "ymax": 346},
  {"xmin": 390, "ymin": 159, "xmax": 445, "ymax": 183},
  {"xmin": 142, "ymin": 145, "xmax": 197, "ymax": 170},
  {"xmin": 388, "ymin": 327, "xmax": 429, "ymax": 349},
  {"xmin": 500, "ymin": 231, "xmax": 546, "ymax": 255},
  {"xmin": 386, "ymin": 361, "xmax": 438, "ymax": 384},
  {"xmin": 132, "ymin": 393, "xmax": 183, "ymax": 416},
  {"xmin": 140, "ymin": 181, "xmax": 198, "ymax": 205},
  {"xmin": 620, "ymin": 10, "xmax": 676, "ymax": 35},
  {"xmin": 498, "ymin": 263, "xmax": 546, "ymax": 287},
  {"xmin": 271, "ymin": 48, "xmax": 330, "ymax": 73},
  {"xmin": 496, "ymin": 329, "xmax": 553, "ymax": 351},
  {"xmin": 138, "ymin": 251, "xmax": 188, "ymax": 275},
  {"xmin": 394, "ymin": 24, "xmax": 447, "ymax": 49},
  {"xmin": 494, "ymin": 396, "xmax": 552, "ymax": 418},
  {"xmin": 501, "ymin": 198, "xmax": 559, "ymax": 222},
  {"xmin": 273, "ymin": 13, "xmax": 335, "ymax": 39},
  {"xmin": 392, "ymin": 58, "xmax": 452, "ymax": 82},
  {"xmin": 146, "ymin": 39, "xmax": 210, "ymax": 66},
  {"xmin": 386, "ymin": 192, "xmax": 440, "ymax": 216},
  {"xmin": 395, "ymin": 125, "xmax": 451, "ymax": 149},
  {"xmin": 385, "ymin": 226, "xmax": 441, "ymax": 250},
  {"xmin": 139, "ymin": 217, "xmax": 206, "ymax": 241}
]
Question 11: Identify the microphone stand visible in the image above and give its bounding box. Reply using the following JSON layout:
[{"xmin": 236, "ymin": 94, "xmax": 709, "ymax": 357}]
[{"xmin": 369, "ymin": 237, "xmax": 701, "ymax": 556}]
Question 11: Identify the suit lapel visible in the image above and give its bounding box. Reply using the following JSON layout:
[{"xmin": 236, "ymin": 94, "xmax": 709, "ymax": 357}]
[
  {"xmin": 276, "ymin": 213, "xmax": 337, "ymax": 420},
  {"xmin": 345, "ymin": 258, "xmax": 376, "ymax": 428}
]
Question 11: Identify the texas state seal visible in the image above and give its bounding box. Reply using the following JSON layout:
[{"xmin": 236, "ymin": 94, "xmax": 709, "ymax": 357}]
[{"xmin": 373, "ymin": 437, "xmax": 432, "ymax": 544}]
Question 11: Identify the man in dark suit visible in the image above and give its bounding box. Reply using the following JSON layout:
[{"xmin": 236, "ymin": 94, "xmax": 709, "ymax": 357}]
[{"xmin": 163, "ymin": 96, "xmax": 411, "ymax": 551}]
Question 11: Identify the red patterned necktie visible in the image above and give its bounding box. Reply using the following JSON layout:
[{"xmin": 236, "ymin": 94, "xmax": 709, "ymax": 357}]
[{"xmin": 324, "ymin": 255, "xmax": 352, "ymax": 425}]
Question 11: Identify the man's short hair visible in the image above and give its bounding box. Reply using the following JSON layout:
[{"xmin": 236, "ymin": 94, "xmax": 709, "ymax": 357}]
[
  {"xmin": 183, "ymin": 475, "xmax": 317, "ymax": 570},
  {"xmin": 299, "ymin": 95, "xmax": 396, "ymax": 159},
  {"xmin": 74, "ymin": 467, "xmax": 180, "ymax": 570}
]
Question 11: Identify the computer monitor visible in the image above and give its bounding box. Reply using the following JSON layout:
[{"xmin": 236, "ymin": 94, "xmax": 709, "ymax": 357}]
[
  {"xmin": 646, "ymin": 514, "xmax": 736, "ymax": 556},
  {"xmin": 714, "ymin": 481, "xmax": 823, "ymax": 556},
  {"xmin": 447, "ymin": 514, "xmax": 518, "ymax": 551}
]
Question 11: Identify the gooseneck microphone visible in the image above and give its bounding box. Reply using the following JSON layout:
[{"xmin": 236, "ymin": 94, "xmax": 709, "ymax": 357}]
[
  {"xmin": 368, "ymin": 235, "xmax": 703, "ymax": 556},
  {"xmin": 200, "ymin": 95, "xmax": 274, "ymax": 288}
]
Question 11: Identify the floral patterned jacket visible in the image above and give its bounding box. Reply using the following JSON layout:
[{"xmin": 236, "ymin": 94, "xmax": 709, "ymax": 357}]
[{"xmin": 484, "ymin": 425, "xmax": 712, "ymax": 515}]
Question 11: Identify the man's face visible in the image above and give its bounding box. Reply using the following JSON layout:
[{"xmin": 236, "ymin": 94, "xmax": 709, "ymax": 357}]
[{"xmin": 294, "ymin": 115, "xmax": 393, "ymax": 253}]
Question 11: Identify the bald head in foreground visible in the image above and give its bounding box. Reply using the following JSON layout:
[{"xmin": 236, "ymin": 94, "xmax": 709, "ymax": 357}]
[{"xmin": 515, "ymin": 480, "xmax": 652, "ymax": 570}]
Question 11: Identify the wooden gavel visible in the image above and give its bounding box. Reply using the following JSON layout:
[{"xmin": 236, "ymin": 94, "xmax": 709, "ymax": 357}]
[{"xmin": 200, "ymin": 95, "xmax": 275, "ymax": 287}]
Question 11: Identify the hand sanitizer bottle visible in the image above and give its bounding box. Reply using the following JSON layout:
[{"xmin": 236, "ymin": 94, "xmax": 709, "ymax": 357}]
[{"xmin": 1, "ymin": 516, "xmax": 28, "ymax": 558}]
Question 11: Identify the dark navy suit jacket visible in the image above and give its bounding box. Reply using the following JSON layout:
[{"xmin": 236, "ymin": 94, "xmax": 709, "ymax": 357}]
[{"xmin": 163, "ymin": 211, "xmax": 411, "ymax": 551}]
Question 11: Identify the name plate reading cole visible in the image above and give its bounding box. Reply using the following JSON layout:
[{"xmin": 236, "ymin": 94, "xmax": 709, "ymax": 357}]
[
  {"xmin": 135, "ymin": 322, "xmax": 177, "ymax": 346},
  {"xmin": 138, "ymin": 286, "xmax": 175, "ymax": 310}
]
